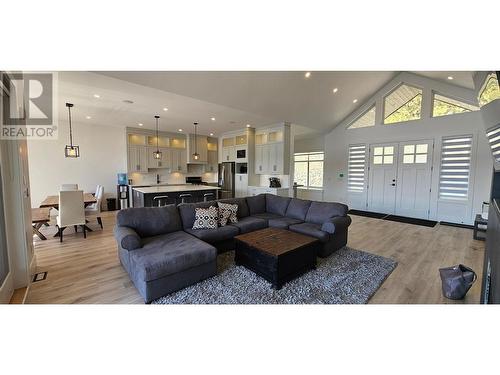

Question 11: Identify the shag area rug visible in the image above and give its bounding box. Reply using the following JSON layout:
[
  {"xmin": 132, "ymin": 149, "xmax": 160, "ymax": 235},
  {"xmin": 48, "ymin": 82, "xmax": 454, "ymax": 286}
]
[{"xmin": 153, "ymin": 246, "xmax": 397, "ymax": 304}]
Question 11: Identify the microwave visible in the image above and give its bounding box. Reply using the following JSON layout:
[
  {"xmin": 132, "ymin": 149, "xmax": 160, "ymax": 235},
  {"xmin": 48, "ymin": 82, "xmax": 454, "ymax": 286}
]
[{"xmin": 236, "ymin": 149, "xmax": 246, "ymax": 159}]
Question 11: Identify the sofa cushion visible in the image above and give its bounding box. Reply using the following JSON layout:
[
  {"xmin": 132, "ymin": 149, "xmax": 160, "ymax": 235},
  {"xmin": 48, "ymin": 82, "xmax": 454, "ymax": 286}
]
[
  {"xmin": 130, "ymin": 231, "xmax": 217, "ymax": 282},
  {"xmin": 178, "ymin": 201, "xmax": 217, "ymax": 230},
  {"xmin": 192, "ymin": 206, "xmax": 219, "ymax": 229},
  {"xmin": 268, "ymin": 217, "xmax": 303, "ymax": 229},
  {"xmin": 185, "ymin": 225, "xmax": 240, "ymax": 244},
  {"xmin": 229, "ymin": 216, "xmax": 267, "ymax": 234},
  {"xmin": 116, "ymin": 205, "xmax": 182, "ymax": 237},
  {"xmin": 305, "ymin": 201, "xmax": 349, "ymax": 224},
  {"xmin": 265, "ymin": 194, "xmax": 291, "ymax": 216},
  {"xmin": 289, "ymin": 222, "xmax": 329, "ymax": 243},
  {"xmin": 251, "ymin": 212, "xmax": 283, "ymax": 224},
  {"xmin": 246, "ymin": 194, "xmax": 266, "ymax": 215},
  {"xmin": 285, "ymin": 198, "xmax": 312, "ymax": 221},
  {"xmin": 217, "ymin": 198, "xmax": 249, "ymax": 218}
]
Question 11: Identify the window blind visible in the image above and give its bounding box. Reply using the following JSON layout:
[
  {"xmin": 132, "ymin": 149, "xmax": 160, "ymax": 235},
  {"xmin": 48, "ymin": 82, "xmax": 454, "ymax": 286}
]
[
  {"xmin": 347, "ymin": 145, "xmax": 366, "ymax": 192},
  {"xmin": 439, "ymin": 135, "xmax": 473, "ymax": 200},
  {"xmin": 486, "ymin": 124, "xmax": 500, "ymax": 163}
]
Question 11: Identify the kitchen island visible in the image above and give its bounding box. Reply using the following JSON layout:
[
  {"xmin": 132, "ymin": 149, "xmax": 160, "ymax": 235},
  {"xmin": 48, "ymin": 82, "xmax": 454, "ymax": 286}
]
[{"xmin": 132, "ymin": 185, "xmax": 220, "ymax": 207}]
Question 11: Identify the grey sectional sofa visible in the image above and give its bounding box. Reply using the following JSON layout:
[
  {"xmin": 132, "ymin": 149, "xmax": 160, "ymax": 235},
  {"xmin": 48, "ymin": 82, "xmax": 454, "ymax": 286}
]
[{"xmin": 114, "ymin": 193, "xmax": 351, "ymax": 302}]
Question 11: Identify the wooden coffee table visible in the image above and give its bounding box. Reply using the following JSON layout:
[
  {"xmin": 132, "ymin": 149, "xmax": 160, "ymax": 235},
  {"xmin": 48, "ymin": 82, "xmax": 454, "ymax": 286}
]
[{"xmin": 234, "ymin": 227, "xmax": 320, "ymax": 289}]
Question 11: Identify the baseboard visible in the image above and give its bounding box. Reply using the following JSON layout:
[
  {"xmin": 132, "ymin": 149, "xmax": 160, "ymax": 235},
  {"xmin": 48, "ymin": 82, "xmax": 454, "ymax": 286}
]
[{"xmin": 439, "ymin": 221, "xmax": 474, "ymax": 229}]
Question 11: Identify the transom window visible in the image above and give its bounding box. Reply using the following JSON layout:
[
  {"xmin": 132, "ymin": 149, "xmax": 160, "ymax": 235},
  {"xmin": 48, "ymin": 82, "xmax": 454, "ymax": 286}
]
[
  {"xmin": 373, "ymin": 146, "xmax": 394, "ymax": 165},
  {"xmin": 384, "ymin": 84, "xmax": 423, "ymax": 125},
  {"xmin": 479, "ymin": 73, "xmax": 500, "ymax": 107},
  {"xmin": 347, "ymin": 105, "xmax": 376, "ymax": 129},
  {"xmin": 432, "ymin": 93, "xmax": 479, "ymax": 117},
  {"xmin": 294, "ymin": 152, "xmax": 324, "ymax": 189},
  {"xmin": 403, "ymin": 144, "xmax": 428, "ymax": 164}
]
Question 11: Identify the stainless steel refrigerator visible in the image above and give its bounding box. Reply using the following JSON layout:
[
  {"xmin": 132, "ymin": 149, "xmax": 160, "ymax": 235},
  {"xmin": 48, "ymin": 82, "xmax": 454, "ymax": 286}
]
[{"xmin": 218, "ymin": 162, "xmax": 235, "ymax": 199}]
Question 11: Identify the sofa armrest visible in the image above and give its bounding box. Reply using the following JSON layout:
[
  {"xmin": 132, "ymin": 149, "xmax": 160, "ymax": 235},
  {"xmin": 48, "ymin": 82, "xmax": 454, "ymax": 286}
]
[
  {"xmin": 321, "ymin": 215, "xmax": 352, "ymax": 234},
  {"xmin": 114, "ymin": 225, "xmax": 141, "ymax": 250}
]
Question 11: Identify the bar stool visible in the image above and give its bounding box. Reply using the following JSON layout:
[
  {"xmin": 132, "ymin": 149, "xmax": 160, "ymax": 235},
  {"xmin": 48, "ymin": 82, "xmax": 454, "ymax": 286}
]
[
  {"xmin": 203, "ymin": 192, "xmax": 214, "ymax": 202},
  {"xmin": 179, "ymin": 193, "xmax": 192, "ymax": 204},
  {"xmin": 153, "ymin": 195, "xmax": 169, "ymax": 207}
]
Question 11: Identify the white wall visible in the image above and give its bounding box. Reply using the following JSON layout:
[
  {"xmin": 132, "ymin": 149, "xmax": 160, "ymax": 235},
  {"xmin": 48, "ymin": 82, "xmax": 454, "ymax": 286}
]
[
  {"xmin": 294, "ymin": 136, "xmax": 324, "ymax": 153},
  {"xmin": 28, "ymin": 121, "xmax": 128, "ymax": 207},
  {"xmin": 322, "ymin": 72, "xmax": 492, "ymax": 224}
]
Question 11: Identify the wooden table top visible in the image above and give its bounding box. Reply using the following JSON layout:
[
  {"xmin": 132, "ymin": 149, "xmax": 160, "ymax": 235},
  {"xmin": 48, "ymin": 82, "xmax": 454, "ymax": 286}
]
[
  {"xmin": 39, "ymin": 193, "xmax": 97, "ymax": 208},
  {"xmin": 235, "ymin": 227, "xmax": 318, "ymax": 256},
  {"xmin": 32, "ymin": 207, "xmax": 51, "ymax": 223}
]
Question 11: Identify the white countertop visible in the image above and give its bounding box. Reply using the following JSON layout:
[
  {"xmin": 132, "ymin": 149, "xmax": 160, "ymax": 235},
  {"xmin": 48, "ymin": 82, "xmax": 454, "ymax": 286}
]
[
  {"xmin": 133, "ymin": 185, "xmax": 220, "ymax": 194},
  {"xmin": 248, "ymin": 186, "xmax": 289, "ymax": 190}
]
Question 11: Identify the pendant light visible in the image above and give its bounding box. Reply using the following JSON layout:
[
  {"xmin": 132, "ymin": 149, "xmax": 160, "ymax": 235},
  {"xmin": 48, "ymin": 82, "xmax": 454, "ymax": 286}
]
[
  {"xmin": 64, "ymin": 102, "xmax": 80, "ymax": 158},
  {"xmin": 153, "ymin": 115, "xmax": 162, "ymax": 160},
  {"xmin": 192, "ymin": 122, "xmax": 200, "ymax": 160}
]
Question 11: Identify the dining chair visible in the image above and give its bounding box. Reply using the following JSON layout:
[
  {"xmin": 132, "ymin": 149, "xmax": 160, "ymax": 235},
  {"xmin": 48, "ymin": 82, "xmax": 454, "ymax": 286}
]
[
  {"xmin": 57, "ymin": 190, "xmax": 86, "ymax": 242},
  {"xmin": 85, "ymin": 185, "xmax": 104, "ymax": 229},
  {"xmin": 60, "ymin": 184, "xmax": 79, "ymax": 191}
]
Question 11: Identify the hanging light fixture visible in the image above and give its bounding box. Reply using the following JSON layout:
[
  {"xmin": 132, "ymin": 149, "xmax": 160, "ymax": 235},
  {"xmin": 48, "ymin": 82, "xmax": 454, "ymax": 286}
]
[
  {"xmin": 64, "ymin": 102, "xmax": 80, "ymax": 158},
  {"xmin": 153, "ymin": 115, "xmax": 162, "ymax": 160},
  {"xmin": 192, "ymin": 122, "xmax": 200, "ymax": 160}
]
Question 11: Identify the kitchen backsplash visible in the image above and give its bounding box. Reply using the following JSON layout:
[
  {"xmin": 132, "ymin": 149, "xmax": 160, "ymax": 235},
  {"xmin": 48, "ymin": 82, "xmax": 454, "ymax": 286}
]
[{"xmin": 129, "ymin": 170, "xmax": 218, "ymax": 185}]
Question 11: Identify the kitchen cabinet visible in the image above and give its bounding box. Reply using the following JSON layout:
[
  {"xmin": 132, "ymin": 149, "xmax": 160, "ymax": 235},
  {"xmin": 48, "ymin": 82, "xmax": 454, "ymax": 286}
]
[
  {"xmin": 148, "ymin": 147, "xmax": 170, "ymax": 169},
  {"xmin": 254, "ymin": 125, "xmax": 289, "ymax": 175},
  {"xmin": 187, "ymin": 134, "xmax": 208, "ymax": 163},
  {"xmin": 235, "ymin": 174, "xmax": 248, "ymax": 198},
  {"xmin": 170, "ymin": 148, "xmax": 188, "ymax": 173},
  {"xmin": 268, "ymin": 142, "xmax": 284, "ymax": 174},
  {"xmin": 205, "ymin": 150, "xmax": 218, "ymax": 173},
  {"xmin": 222, "ymin": 146, "xmax": 236, "ymax": 162},
  {"xmin": 127, "ymin": 146, "xmax": 149, "ymax": 173}
]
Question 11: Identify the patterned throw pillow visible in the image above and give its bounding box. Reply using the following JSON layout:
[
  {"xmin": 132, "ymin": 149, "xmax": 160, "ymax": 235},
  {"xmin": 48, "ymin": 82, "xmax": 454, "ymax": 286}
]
[
  {"xmin": 192, "ymin": 206, "xmax": 218, "ymax": 229},
  {"xmin": 218, "ymin": 209, "xmax": 232, "ymax": 227},
  {"xmin": 218, "ymin": 202, "xmax": 238, "ymax": 224}
]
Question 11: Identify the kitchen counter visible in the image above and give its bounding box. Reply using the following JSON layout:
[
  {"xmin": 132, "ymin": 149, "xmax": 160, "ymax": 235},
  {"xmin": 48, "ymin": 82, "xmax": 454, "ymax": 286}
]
[
  {"xmin": 133, "ymin": 185, "xmax": 220, "ymax": 194},
  {"xmin": 131, "ymin": 184, "xmax": 220, "ymax": 207}
]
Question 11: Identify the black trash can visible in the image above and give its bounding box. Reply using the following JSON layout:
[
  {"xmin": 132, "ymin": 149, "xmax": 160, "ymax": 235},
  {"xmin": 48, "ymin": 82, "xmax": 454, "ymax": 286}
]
[{"xmin": 107, "ymin": 198, "xmax": 117, "ymax": 211}]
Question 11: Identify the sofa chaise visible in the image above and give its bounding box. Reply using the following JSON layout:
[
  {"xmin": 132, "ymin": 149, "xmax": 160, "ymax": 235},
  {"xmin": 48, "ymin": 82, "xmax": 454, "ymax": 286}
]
[{"xmin": 114, "ymin": 193, "xmax": 351, "ymax": 302}]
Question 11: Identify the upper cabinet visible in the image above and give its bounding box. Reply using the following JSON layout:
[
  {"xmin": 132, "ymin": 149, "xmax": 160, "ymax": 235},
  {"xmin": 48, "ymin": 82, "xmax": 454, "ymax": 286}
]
[
  {"xmin": 205, "ymin": 137, "xmax": 218, "ymax": 172},
  {"xmin": 222, "ymin": 133, "xmax": 248, "ymax": 162},
  {"xmin": 187, "ymin": 134, "xmax": 208, "ymax": 164},
  {"xmin": 254, "ymin": 125, "xmax": 290, "ymax": 175}
]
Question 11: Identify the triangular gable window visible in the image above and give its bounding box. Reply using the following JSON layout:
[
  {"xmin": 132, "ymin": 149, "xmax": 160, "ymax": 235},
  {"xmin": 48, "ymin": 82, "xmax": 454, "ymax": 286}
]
[
  {"xmin": 384, "ymin": 84, "xmax": 423, "ymax": 124},
  {"xmin": 432, "ymin": 93, "xmax": 479, "ymax": 117},
  {"xmin": 347, "ymin": 105, "xmax": 376, "ymax": 129},
  {"xmin": 479, "ymin": 73, "xmax": 500, "ymax": 107}
]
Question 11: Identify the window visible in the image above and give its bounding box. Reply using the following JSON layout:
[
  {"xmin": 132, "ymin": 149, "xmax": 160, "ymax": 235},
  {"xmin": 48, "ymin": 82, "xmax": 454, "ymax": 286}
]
[
  {"xmin": 347, "ymin": 105, "xmax": 376, "ymax": 129},
  {"xmin": 432, "ymin": 93, "xmax": 479, "ymax": 117},
  {"xmin": 347, "ymin": 145, "xmax": 366, "ymax": 192},
  {"xmin": 403, "ymin": 143, "xmax": 429, "ymax": 164},
  {"xmin": 384, "ymin": 84, "xmax": 423, "ymax": 124},
  {"xmin": 373, "ymin": 146, "xmax": 394, "ymax": 165},
  {"xmin": 486, "ymin": 124, "xmax": 500, "ymax": 163},
  {"xmin": 294, "ymin": 152, "xmax": 324, "ymax": 189},
  {"xmin": 438, "ymin": 135, "xmax": 473, "ymax": 200},
  {"xmin": 479, "ymin": 73, "xmax": 500, "ymax": 107}
]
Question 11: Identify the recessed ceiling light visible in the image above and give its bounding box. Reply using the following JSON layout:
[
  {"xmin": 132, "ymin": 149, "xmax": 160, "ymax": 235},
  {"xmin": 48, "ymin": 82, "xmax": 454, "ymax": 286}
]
[
  {"xmin": 210, "ymin": 133, "xmax": 214, "ymax": 136},
  {"xmin": 333, "ymin": 88, "xmax": 338, "ymax": 93},
  {"xmin": 447, "ymin": 76, "xmax": 454, "ymax": 80},
  {"xmin": 353, "ymin": 99, "xmax": 358, "ymax": 103},
  {"xmin": 305, "ymin": 72, "xmax": 311, "ymax": 78},
  {"xmin": 246, "ymin": 124, "xmax": 251, "ymax": 128},
  {"xmin": 85, "ymin": 116, "xmax": 91, "ymax": 120},
  {"xmin": 93, "ymin": 94, "xmax": 100, "ymax": 98},
  {"xmin": 163, "ymin": 107, "xmax": 168, "ymax": 111},
  {"xmin": 178, "ymin": 128, "xmax": 183, "ymax": 132},
  {"xmin": 211, "ymin": 117, "xmax": 216, "ymax": 121},
  {"xmin": 138, "ymin": 123, "xmax": 143, "ymax": 127}
]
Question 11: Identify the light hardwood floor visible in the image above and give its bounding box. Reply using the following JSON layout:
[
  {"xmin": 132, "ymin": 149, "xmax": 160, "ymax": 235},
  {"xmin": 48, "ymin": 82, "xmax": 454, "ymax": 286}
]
[{"xmin": 25, "ymin": 211, "xmax": 485, "ymax": 304}]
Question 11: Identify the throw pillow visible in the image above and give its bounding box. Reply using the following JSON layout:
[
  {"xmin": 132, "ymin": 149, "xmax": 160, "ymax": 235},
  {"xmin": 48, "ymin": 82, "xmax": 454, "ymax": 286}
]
[
  {"xmin": 192, "ymin": 206, "xmax": 218, "ymax": 229},
  {"xmin": 218, "ymin": 209, "xmax": 232, "ymax": 227},
  {"xmin": 218, "ymin": 202, "xmax": 238, "ymax": 224}
]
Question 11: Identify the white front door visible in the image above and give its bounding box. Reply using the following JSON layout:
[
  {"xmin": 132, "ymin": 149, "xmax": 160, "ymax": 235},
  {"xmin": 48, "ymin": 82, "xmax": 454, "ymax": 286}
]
[
  {"xmin": 368, "ymin": 143, "xmax": 398, "ymax": 214},
  {"xmin": 395, "ymin": 140, "xmax": 434, "ymax": 219}
]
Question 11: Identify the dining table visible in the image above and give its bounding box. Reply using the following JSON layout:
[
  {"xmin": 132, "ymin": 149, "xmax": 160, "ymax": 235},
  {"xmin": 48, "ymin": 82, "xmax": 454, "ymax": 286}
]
[{"xmin": 39, "ymin": 193, "xmax": 98, "ymax": 236}]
